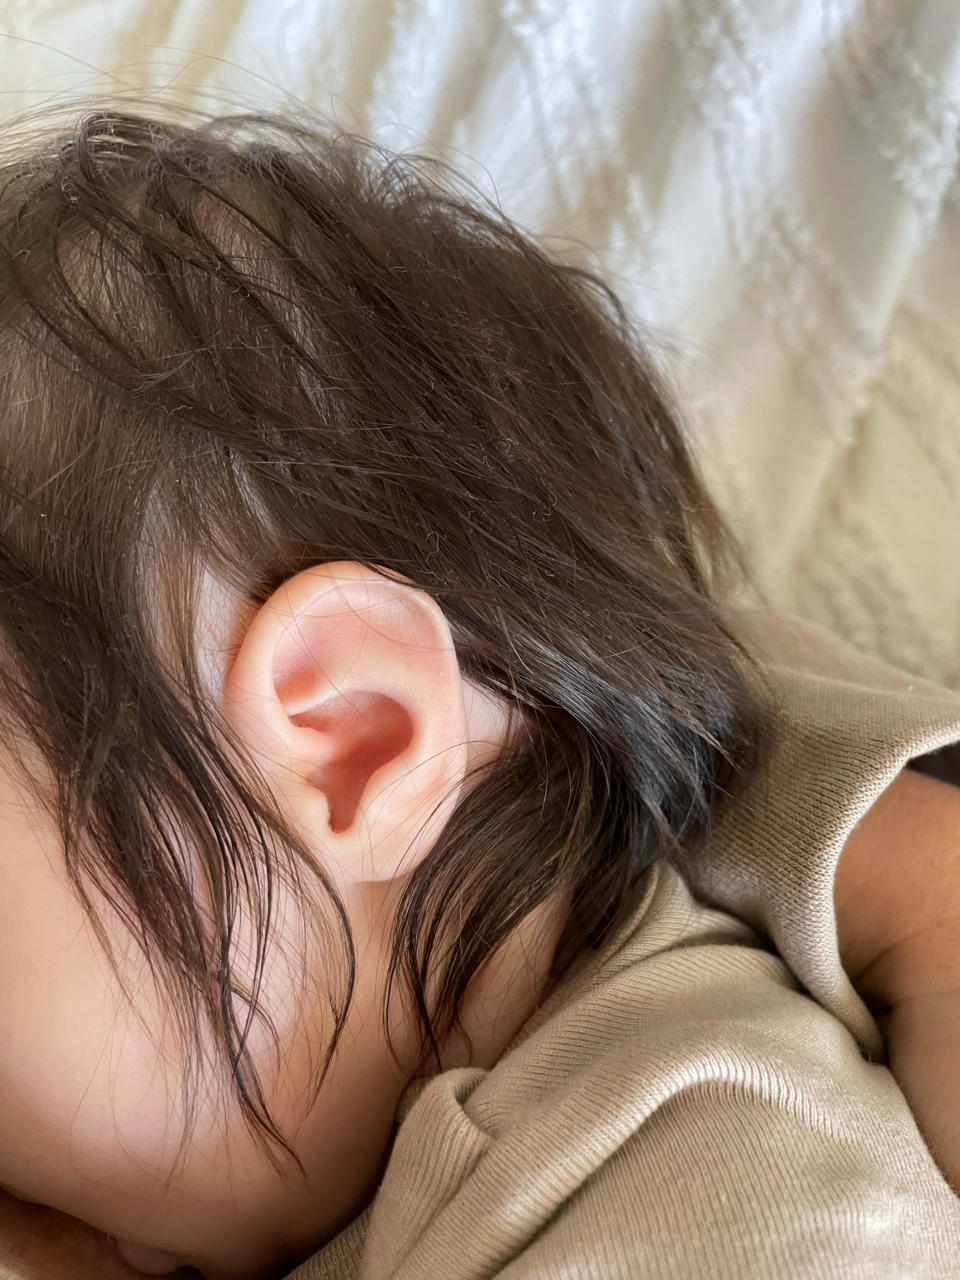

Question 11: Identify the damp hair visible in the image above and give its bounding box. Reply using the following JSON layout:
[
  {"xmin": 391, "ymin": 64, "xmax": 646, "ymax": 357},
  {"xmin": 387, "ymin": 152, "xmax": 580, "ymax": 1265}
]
[{"xmin": 0, "ymin": 102, "xmax": 771, "ymax": 1180}]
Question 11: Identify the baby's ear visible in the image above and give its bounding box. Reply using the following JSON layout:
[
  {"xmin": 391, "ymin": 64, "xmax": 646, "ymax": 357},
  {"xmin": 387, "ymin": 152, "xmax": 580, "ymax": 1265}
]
[{"xmin": 222, "ymin": 562, "xmax": 471, "ymax": 891}]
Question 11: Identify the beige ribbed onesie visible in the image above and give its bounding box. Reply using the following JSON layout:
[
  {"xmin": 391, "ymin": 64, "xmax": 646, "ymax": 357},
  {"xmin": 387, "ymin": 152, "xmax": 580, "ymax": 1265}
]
[{"xmin": 290, "ymin": 606, "xmax": 960, "ymax": 1279}]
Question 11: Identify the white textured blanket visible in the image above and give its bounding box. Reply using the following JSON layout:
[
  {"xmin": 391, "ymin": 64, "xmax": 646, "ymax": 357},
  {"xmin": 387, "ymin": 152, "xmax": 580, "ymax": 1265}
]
[{"xmin": 2, "ymin": 0, "xmax": 958, "ymax": 684}]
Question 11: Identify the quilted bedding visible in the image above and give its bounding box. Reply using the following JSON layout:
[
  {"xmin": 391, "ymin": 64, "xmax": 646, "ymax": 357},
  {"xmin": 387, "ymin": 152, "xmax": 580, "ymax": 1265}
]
[{"xmin": 2, "ymin": 0, "xmax": 958, "ymax": 685}]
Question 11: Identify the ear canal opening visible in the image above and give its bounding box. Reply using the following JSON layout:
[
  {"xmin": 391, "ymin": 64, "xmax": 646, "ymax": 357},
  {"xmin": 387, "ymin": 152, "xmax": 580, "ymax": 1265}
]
[{"xmin": 291, "ymin": 692, "xmax": 415, "ymax": 834}]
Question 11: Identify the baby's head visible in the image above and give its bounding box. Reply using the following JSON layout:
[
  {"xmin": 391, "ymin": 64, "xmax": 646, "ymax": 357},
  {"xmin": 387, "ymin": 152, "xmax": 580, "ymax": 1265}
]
[{"xmin": 0, "ymin": 107, "xmax": 764, "ymax": 1277}]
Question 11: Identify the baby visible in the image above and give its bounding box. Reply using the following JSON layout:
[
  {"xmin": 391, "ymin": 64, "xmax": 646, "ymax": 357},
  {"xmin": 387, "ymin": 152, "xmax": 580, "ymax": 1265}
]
[{"xmin": 0, "ymin": 106, "xmax": 958, "ymax": 1280}]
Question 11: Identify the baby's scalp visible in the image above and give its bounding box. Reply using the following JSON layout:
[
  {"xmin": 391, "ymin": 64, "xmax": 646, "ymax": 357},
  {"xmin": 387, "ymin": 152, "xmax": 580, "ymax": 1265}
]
[{"xmin": 0, "ymin": 103, "xmax": 769, "ymax": 1276}]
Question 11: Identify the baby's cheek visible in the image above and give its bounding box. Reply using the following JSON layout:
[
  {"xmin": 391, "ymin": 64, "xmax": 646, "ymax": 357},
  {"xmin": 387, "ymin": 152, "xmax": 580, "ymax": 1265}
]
[
  {"xmin": 2, "ymin": 1021, "xmax": 290, "ymax": 1274},
  {"xmin": 0, "ymin": 771, "xmax": 211, "ymax": 1222},
  {"xmin": 1, "ymin": 911, "xmax": 241, "ymax": 1249},
  {"xmin": 2, "ymin": 909, "xmax": 176, "ymax": 1187},
  {"xmin": 0, "ymin": 744, "xmax": 334, "ymax": 1273},
  {"xmin": 1, "ymin": 950, "xmax": 335, "ymax": 1277}
]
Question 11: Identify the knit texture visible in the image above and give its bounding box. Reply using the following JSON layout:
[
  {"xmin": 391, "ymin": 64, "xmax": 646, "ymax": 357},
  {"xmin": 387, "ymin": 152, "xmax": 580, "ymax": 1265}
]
[{"xmin": 288, "ymin": 605, "xmax": 960, "ymax": 1279}]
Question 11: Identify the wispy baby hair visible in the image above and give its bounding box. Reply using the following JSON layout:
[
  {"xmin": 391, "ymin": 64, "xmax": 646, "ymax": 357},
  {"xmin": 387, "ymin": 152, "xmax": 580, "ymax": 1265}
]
[{"xmin": 0, "ymin": 103, "xmax": 768, "ymax": 1176}]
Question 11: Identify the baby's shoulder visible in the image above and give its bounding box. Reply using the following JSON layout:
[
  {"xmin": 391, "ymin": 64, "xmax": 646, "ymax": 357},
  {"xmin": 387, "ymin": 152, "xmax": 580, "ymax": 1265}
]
[{"xmin": 836, "ymin": 763, "xmax": 960, "ymax": 997}]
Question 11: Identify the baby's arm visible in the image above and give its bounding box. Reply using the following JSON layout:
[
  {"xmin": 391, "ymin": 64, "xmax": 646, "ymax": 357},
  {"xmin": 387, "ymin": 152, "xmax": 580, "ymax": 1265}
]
[{"xmin": 835, "ymin": 766, "xmax": 960, "ymax": 1193}]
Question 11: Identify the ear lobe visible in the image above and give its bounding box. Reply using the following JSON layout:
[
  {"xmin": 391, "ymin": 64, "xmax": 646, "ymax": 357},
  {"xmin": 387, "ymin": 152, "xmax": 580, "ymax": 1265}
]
[{"xmin": 223, "ymin": 562, "xmax": 470, "ymax": 886}]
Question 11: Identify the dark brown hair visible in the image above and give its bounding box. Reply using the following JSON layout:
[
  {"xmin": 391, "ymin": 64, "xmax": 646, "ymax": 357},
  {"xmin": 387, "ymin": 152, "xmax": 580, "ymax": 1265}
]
[{"xmin": 0, "ymin": 104, "xmax": 770, "ymax": 1179}]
